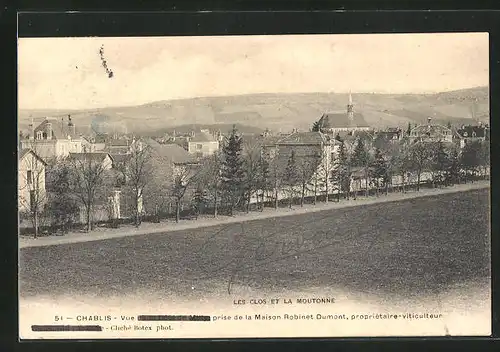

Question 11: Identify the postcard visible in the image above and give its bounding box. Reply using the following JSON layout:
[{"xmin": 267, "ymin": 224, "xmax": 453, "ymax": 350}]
[{"xmin": 18, "ymin": 32, "xmax": 491, "ymax": 339}]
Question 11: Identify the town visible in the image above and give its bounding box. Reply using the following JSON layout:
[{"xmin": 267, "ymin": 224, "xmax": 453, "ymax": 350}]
[{"xmin": 17, "ymin": 93, "xmax": 490, "ymax": 238}]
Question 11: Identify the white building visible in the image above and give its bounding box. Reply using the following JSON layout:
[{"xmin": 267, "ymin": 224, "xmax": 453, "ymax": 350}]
[
  {"xmin": 187, "ymin": 131, "xmax": 220, "ymax": 158},
  {"xmin": 18, "ymin": 149, "xmax": 47, "ymax": 212},
  {"xmin": 20, "ymin": 115, "xmax": 83, "ymax": 162},
  {"xmin": 409, "ymin": 117, "xmax": 454, "ymax": 143}
]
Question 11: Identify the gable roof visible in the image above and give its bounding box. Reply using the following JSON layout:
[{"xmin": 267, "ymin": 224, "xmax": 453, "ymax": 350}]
[
  {"xmin": 18, "ymin": 148, "xmax": 47, "ymax": 165},
  {"xmin": 321, "ymin": 112, "xmax": 369, "ymax": 128},
  {"xmin": 109, "ymin": 153, "xmax": 132, "ymax": 164},
  {"xmin": 276, "ymin": 131, "xmax": 327, "ymax": 145},
  {"xmin": 145, "ymin": 139, "xmax": 197, "ymax": 164},
  {"xmin": 34, "ymin": 118, "xmax": 80, "ymax": 139}
]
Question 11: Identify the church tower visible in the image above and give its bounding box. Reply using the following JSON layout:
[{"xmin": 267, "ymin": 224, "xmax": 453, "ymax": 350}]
[{"xmin": 347, "ymin": 91, "xmax": 354, "ymax": 125}]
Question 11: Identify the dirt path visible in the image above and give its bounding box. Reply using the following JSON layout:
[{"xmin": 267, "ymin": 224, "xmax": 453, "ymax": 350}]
[{"xmin": 19, "ymin": 181, "xmax": 490, "ymax": 249}]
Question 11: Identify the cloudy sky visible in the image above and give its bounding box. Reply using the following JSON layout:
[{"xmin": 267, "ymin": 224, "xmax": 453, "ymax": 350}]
[{"xmin": 18, "ymin": 33, "xmax": 489, "ymax": 110}]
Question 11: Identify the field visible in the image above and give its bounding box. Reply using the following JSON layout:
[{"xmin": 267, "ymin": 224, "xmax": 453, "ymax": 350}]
[{"xmin": 19, "ymin": 188, "xmax": 490, "ymax": 301}]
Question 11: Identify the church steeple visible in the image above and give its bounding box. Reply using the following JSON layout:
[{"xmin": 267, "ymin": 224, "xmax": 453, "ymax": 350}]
[{"xmin": 347, "ymin": 90, "xmax": 354, "ymax": 125}]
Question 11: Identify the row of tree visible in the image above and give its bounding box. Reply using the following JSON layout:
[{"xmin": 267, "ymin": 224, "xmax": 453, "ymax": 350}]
[
  {"xmin": 19, "ymin": 126, "xmax": 490, "ymax": 238},
  {"xmin": 145, "ymin": 127, "xmax": 490, "ymax": 224}
]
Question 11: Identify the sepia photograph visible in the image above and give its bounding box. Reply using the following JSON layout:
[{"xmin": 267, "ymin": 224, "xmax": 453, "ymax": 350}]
[{"xmin": 18, "ymin": 32, "xmax": 491, "ymax": 339}]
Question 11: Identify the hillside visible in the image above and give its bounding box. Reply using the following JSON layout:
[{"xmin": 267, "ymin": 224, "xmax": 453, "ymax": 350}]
[{"xmin": 18, "ymin": 86, "xmax": 489, "ymax": 135}]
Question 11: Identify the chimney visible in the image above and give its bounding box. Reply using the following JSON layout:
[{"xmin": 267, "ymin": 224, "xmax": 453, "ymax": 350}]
[
  {"xmin": 427, "ymin": 117, "xmax": 432, "ymax": 125},
  {"xmin": 45, "ymin": 121, "xmax": 52, "ymax": 139}
]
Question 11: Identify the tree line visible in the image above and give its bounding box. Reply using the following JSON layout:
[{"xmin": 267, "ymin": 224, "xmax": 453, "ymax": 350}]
[{"xmin": 19, "ymin": 126, "xmax": 490, "ymax": 238}]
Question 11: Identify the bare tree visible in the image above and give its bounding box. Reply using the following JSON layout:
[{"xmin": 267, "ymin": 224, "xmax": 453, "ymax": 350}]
[
  {"xmin": 297, "ymin": 156, "xmax": 315, "ymax": 207},
  {"xmin": 315, "ymin": 147, "xmax": 332, "ymax": 203},
  {"xmin": 283, "ymin": 150, "xmax": 299, "ymax": 209},
  {"xmin": 18, "ymin": 143, "xmax": 48, "ymax": 238},
  {"xmin": 310, "ymin": 150, "xmax": 322, "ymax": 204},
  {"xmin": 478, "ymin": 140, "xmax": 490, "ymax": 179},
  {"xmin": 171, "ymin": 164, "xmax": 199, "ymax": 223},
  {"xmin": 46, "ymin": 160, "xmax": 80, "ymax": 234},
  {"xmin": 118, "ymin": 142, "xmax": 153, "ymax": 227},
  {"xmin": 67, "ymin": 150, "xmax": 108, "ymax": 232},
  {"xmin": 196, "ymin": 153, "xmax": 223, "ymax": 218},
  {"xmin": 142, "ymin": 147, "xmax": 173, "ymax": 222},
  {"xmin": 408, "ymin": 141, "xmax": 433, "ymax": 191},
  {"xmin": 268, "ymin": 157, "xmax": 283, "ymax": 210},
  {"xmin": 391, "ymin": 139, "xmax": 411, "ymax": 193}
]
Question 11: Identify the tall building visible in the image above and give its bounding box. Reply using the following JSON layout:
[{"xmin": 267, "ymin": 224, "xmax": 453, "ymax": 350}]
[{"xmin": 319, "ymin": 92, "xmax": 371, "ymax": 135}]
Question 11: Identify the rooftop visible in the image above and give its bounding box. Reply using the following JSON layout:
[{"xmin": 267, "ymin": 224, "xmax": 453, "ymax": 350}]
[
  {"xmin": 321, "ymin": 112, "xmax": 370, "ymax": 128},
  {"xmin": 33, "ymin": 118, "xmax": 80, "ymax": 140},
  {"xmin": 189, "ymin": 132, "xmax": 216, "ymax": 143},
  {"xmin": 145, "ymin": 139, "xmax": 198, "ymax": 164},
  {"xmin": 68, "ymin": 152, "xmax": 113, "ymax": 163},
  {"xmin": 18, "ymin": 148, "xmax": 47, "ymax": 165},
  {"xmin": 276, "ymin": 131, "xmax": 330, "ymax": 145},
  {"xmin": 108, "ymin": 139, "xmax": 131, "ymax": 147}
]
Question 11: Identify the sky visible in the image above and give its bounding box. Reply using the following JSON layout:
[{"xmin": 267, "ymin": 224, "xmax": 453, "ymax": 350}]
[{"xmin": 18, "ymin": 33, "xmax": 489, "ymax": 110}]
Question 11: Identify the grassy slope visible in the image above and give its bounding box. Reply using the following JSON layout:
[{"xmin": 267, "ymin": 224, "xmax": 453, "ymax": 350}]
[
  {"xmin": 19, "ymin": 189, "xmax": 490, "ymax": 300},
  {"xmin": 18, "ymin": 87, "xmax": 489, "ymax": 135}
]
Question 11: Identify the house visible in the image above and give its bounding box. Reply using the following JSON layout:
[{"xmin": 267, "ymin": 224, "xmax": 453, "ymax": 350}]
[
  {"xmin": 455, "ymin": 123, "xmax": 490, "ymax": 148},
  {"xmin": 18, "ymin": 149, "xmax": 47, "ymax": 212},
  {"xmin": 68, "ymin": 152, "xmax": 114, "ymax": 170},
  {"xmin": 82, "ymin": 136, "xmax": 107, "ymax": 152},
  {"xmin": 409, "ymin": 117, "xmax": 454, "ymax": 143},
  {"xmin": 105, "ymin": 138, "xmax": 137, "ymax": 155},
  {"xmin": 187, "ymin": 131, "xmax": 220, "ymax": 158},
  {"xmin": 261, "ymin": 131, "xmax": 341, "ymax": 201},
  {"xmin": 146, "ymin": 138, "xmax": 199, "ymax": 172},
  {"xmin": 263, "ymin": 131, "xmax": 340, "ymax": 163},
  {"xmin": 375, "ymin": 127, "xmax": 404, "ymax": 143},
  {"xmin": 19, "ymin": 115, "xmax": 83, "ymax": 162}
]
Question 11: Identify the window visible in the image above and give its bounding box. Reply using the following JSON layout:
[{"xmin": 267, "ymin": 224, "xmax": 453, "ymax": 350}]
[
  {"xmin": 196, "ymin": 144, "xmax": 203, "ymax": 150},
  {"xmin": 36, "ymin": 131, "xmax": 43, "ymax": 140},
  {"xmin": 27, "ymin": 170, "xmax": 32, "ymax": 185}
]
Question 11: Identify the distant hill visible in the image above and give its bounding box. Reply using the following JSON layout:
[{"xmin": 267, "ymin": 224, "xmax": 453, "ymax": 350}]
[{"xmin": 18, "ymin": 86, "xmax": 489, "ymax": 135}]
